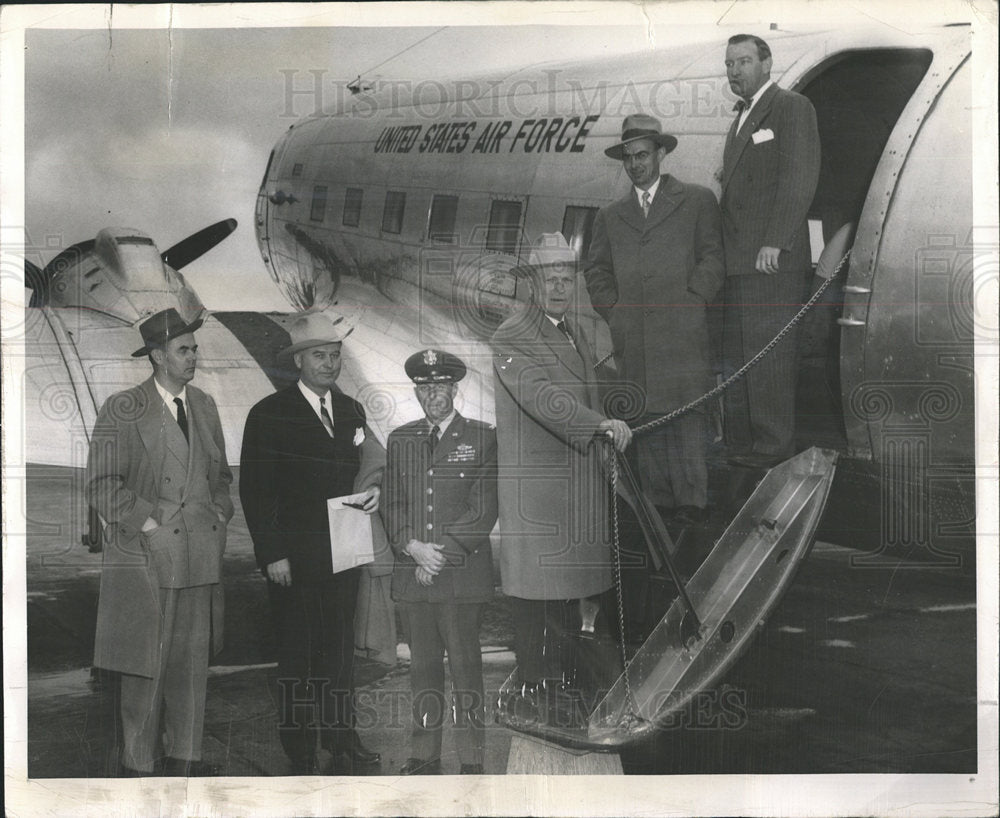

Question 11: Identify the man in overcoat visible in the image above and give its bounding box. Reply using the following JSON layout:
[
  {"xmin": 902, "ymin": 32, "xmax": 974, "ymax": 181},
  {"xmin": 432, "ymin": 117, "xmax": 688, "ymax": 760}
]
[
  {"xmin": 492, "ymin": 234, "xmax": 632, "ymax": 720},
  {"xmin": 720, "ymin": 33, "xmax": 820, "ymax": 467},
  {"xmin": 385, "ymin": 349, "xmax": 498, "ymax": 775},
  {"xmin": 87, "ymin": 307, "xmax": 232, "ymax": 776},
  {"xmin": 239, "ymin": 311, "xmax": 382, "ymax": 775},
  {"xmin": 585, "ymin": 114, "xmax": 725, "ymax": 526}
]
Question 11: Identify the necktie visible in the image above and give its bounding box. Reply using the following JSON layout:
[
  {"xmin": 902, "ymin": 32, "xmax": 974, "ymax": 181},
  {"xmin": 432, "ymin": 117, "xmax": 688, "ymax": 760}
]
[
  {"xmin": 733, "ymin": 99, "xmax": 747, "ymax": 114},
  {"xmin": 556, "ymin": 320, "xmax": 577, "ymax": 351},
  {"xmin": 641, "ymin": 190, "xmax": 651, "ymax": 218},
  {"xmin": 319, "ymin": 396, "xmax": 335, "ymax": 437},
  {"xmin": 173, "ymin": 397, "xmax": 188, "ymax": 442},
  {"xmin": 429, "ymin": 424, "xmax": 440, "ymax": 452}
]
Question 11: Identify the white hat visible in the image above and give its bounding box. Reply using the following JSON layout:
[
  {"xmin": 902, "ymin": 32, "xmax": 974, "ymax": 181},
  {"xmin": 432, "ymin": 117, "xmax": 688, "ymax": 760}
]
[
  {"xmin": 528, "ymin": 233, "xmax": 578, "ymax": 267},
  {"xmin": 280, "ymin": 310, "xmax": 354, "ymax": 358}
]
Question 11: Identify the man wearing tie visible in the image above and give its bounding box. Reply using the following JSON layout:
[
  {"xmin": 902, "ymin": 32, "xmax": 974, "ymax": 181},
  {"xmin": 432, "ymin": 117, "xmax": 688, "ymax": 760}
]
[
  {"xmin": 585, "ymin": 114, "xmax": 725, "ymax": 527},
  {"xmin": 239, "ymin": 311, "xmax": 382, "ymax": 775},
  {"xmin": 720, "ymin": 34, "xmax": 821, "ymax": 468},
  {"xmin": 87, "ymin": 307, "xmax": 233, "ymax": 776},
  {"xmin": 385, "ymin": 349, "xmax": 498, "ymax": 775},
  {"xmin": 493, "ymin": 234, "xmax": 632, "ymax": 723}
]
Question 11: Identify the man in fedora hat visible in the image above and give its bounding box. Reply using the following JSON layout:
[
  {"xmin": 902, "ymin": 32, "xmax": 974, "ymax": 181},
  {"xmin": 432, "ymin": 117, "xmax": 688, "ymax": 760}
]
[
  {"xmin": 86, "ymin": 307, "xmax": 233, "ymax": 776},
  {"xmin": 239, "ymin": 310, "xmax": 383, "ymax": 775},
  {"xmin": 585, "ymin": 113, "xmax": 725, "ymax": 528},
  {"xmin": 492, "ymin": 234, "xmax": 632, "ymax": 724},
  {"xmin": 384, "ymin": 349, "xmax": 497, "ymax": 775}
]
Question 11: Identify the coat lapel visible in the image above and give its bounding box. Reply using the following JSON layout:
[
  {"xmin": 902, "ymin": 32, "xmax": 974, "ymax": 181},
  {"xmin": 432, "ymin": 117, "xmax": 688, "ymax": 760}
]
[
  {"xmin": 136, "ymin": 376, "xmax": 188, "ymax": 471},
  {"xmin": 612, "ymin": 190, "xmax": 645, "ymax": 234},
  {"xmin": 541, "ymin": 311, "xmax": 587, "ymax": 381},
  {"xmin": 722, "ymin": 83, "xmax": 779, "ymax": 193},
  {"xmin": 644, "ymin": 176, "xmax": 685, "ymax": 231}
]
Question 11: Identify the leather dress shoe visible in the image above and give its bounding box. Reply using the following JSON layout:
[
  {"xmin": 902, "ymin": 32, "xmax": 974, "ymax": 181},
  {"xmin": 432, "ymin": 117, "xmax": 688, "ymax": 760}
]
[
  {"xmin": 322, "ymin": 732, "xmax": 381, "ymax": 765},
  {"xmin": 728, "ymin": 452, "xmax": 784, "ymax": 469},
  {"xmin": 460, "ymin": 763, "xmax": 484, "ymax": 775},
  {"xmin": 161, "ymin": 757, "xmax": 220, "ymax": 777},
  {"xmin": 116, "ymin": 762, "xmax": 149, "ymax": 778},
  {"xmin": 399, "ymin": 757, "xmax": 442, "ymax": 775}
]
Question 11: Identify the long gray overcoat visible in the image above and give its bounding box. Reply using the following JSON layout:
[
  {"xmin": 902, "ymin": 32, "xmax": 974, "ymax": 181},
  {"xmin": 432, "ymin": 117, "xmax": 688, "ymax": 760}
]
[
  {"xmin": 585, "ymin": 174, "xmax": 725, "ymax": 416},
  {"xmin": 87, "ymin": 376, "xmax": 233, "ymax": 678},
  {"xmin": 491, "ymin": 306, "xmax": 613, "ymax": 600}
]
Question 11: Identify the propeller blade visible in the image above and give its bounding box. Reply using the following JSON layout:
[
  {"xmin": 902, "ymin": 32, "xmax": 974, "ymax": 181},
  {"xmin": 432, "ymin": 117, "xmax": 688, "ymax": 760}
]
[{"xmin": 160, "ymin": 218, "xmax": 237, "ymax": 270}]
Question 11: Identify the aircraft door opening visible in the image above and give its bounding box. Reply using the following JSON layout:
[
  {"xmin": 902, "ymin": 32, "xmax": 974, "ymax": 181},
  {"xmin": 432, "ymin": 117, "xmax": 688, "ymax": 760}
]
[{"xmin": 793, "ymin": 49, "xmax": 933, "ymax": 455}]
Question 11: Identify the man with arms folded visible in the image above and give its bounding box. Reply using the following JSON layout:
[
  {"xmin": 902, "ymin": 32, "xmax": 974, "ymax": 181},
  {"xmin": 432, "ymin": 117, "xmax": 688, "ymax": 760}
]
[
  {"xmin": 87, "ymin": 307, "xmax": 232, "ymax": 777},
  {"xmin": 239, "ymin": 311, "xmax": 382, "ymax": 775},
  {"xmin": 385, "ymin": 349, "xmax": 498, "ymax": 775}
]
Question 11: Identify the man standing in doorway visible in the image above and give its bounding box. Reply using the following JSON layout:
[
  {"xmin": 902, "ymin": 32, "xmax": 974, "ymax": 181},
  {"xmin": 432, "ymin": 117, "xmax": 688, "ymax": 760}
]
[
  {"xmin": 586, "ymin": 114, "xmax": 725, "ymax": 527},
  {"xmin": 239, "ymin": 311, "xmax": 382, "ymax": 775},
  {"xmin": 87, "ymin": 307, "xmax": 232, "ymax": 777},
  {"xmin": 720, "ymin": 33, "xmax": 821, "ymax": 468},
  {"xmin": 385, "ymin": 349, "xmax": 498, "ymax": 775}
]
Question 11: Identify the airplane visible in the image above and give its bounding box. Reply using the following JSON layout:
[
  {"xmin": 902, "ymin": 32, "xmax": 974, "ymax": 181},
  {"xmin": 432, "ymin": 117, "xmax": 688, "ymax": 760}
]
[
  {"xmin": 252, "ymin": 22, "xmax": 980, "ymax": 568},
  {"xmin": 19, "ymin": 21, "xmax": 983, "ymax": 750}
]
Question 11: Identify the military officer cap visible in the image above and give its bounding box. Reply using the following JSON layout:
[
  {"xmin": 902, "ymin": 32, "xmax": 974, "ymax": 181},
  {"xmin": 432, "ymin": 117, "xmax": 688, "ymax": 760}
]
[{"xmin": 404, "ymin": 348, "xmax": 467, "ymax": 383}]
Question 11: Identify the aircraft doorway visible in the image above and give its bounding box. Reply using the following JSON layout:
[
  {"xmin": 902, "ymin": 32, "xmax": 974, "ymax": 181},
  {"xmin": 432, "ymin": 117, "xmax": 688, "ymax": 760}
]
[{"xmin": 792, "ymin": 48, "xmax": 933, "ymax": 452}]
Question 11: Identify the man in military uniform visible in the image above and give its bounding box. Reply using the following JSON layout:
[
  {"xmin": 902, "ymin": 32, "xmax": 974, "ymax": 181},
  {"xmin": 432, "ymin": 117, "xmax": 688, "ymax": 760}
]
[{"xmin": 384, "ymin": 349, "xmax": 498, "ymax": 775}]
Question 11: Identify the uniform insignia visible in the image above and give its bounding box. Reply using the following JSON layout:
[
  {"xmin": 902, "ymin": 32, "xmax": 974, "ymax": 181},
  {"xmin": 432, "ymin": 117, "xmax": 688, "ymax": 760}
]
[
  {"xmin": 447, "ymin": 443, "xmax": 477, "ymax": 463},
  {"xmin": 423, "ymin": 349, "xmax": 438, "ymax": 365}
]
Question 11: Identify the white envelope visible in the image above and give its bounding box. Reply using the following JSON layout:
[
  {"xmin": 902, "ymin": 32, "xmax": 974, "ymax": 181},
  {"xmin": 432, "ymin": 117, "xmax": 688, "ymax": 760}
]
[
  {"xmin": 752, "ymin": 128, "xmax": 775, "ymax": 144},
  {"xmin": 327, "ymin": 492, "xmax": 375, "ymax": 573}
]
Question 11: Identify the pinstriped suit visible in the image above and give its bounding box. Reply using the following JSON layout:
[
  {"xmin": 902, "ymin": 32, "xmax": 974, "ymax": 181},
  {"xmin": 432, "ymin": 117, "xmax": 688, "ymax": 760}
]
[{"xmin": 720, "ymin": 82, "xmax": 820, "ymax": 456}]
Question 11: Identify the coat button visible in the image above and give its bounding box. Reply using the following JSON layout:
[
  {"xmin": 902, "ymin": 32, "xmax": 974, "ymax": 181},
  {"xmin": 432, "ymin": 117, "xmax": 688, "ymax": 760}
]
[
  {"xmin": 426, "ymin": 488, "xmax": 433, "ymax": 495},
  {"xmin": 426, "ymin": 505, "xmax": 433, "ymax": 512},
  {"xmin": 165, "ymin": 477, "xmax": 171, "ymax": 483},
  {"xmin": 181, "ymin": 502, "xmax": 185, "ymax": 508},
  {"xmin": 174, "ymin": 529, "xmax": 180, "ymax": 534},
  {"xmin": 212, "ymin": 525, "xmax": 217, "ymax": 531},
  {"xmin": 427, "ymin": 469, "xmax": 434, "ymax": 476},
  {"xmin": 425, "ymin": 523, "xmax": 433, "ymax": 531},
  {"xmin": 459, "ymin": 472, "xmax": 465, "ymax": 478}
]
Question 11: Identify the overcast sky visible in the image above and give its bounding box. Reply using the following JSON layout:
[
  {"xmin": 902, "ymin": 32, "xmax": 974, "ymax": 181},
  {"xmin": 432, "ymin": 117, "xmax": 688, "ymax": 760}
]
[{"xmin": 18, "ymin": 2, "xmax": 986, "ymax": 311}]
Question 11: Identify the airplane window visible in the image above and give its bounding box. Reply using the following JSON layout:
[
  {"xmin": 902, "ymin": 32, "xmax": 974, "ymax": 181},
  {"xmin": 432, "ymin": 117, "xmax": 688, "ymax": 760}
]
[
  {"xmin": 292, "ymin": 163, "xmax": 304, "ymax": 178},
  {"xmin": 382, "ymin": 191, "xmax": 407, "ymax": 234},
  {"xmin": 310, "ymin": 186, "xmax": 329, "ymax": 222},
  {"xmin": 486, "ymin": 200, "xmax": 522, "ymax": 255},
  {"xmin": 561, "ymin": 206, "xmax": 599, "ymax": 260},
  {"xmin": 343, "ymin": 188, "xmax": 363, "ymax": 227},
  {"xmin": 428, "ymin": 195, "xmax": 459, "ymax": 244}
]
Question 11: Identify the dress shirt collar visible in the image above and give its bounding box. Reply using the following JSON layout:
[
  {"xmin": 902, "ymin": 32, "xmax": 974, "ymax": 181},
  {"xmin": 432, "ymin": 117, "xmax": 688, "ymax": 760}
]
[
  {"xmin": 738, "ymin": 78, "xmax": 774, "ymax": 128},
  {"xmin": 297, "ymin": 379, "xmax": 333, "ymax": 423},
  {"xmin": 634, "ymin": 175, "xmax": 662, "ymax": 207},
  {"xmin": 154, "ymin": 378, "xmax": 187, "ymax": 421},
  {"xmin": 428, "ymin": 411, "xmax": 457, "ymax": 437}
]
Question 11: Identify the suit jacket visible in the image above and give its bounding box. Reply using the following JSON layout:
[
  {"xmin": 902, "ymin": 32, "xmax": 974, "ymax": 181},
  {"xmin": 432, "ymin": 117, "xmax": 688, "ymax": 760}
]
[
  {"xmin": 491, "ymin": 306, "xmax": 612, "ymax": 600},
  {"xmin": 239, "ymin": 384, "xmax": 379, "ymax": 579},
  {"xmin": 585, "ymin": 175, "xmax": 725, "ymax": 414},
  {"xmin": 721, "ymin": 83, "xmax": 820, "ymax": 276},
  {"xmin": 385, "ymin": 413, "xmax": 498, "ymax": 604},
  {"xmin": 87, "ymin": 376, "xmax": 233, "ymax": 678}
]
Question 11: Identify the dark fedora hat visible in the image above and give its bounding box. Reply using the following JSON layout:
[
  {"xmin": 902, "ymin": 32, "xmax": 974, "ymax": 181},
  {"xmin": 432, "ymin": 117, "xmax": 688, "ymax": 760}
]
[
  {"xmin": 131, "ymin": 307, "xmax": 204, "ymax": 357},
  {"xmin": 604, "ymin": 113, "xmax": 678, "ymax": 160},
  {"xmin": 404, "ymin": 348, "xmax": 467, "ymax": 384}
]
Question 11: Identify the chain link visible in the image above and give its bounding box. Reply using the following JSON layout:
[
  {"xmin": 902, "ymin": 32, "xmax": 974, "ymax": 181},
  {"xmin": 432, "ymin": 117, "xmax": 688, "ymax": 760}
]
[
  {"xmin": 608, "ymin": 444, "xmax": 635, "ymax": 713},
  {"xmin": 594, "ymin": 251, "xmax": 852, "ymax": 437}
]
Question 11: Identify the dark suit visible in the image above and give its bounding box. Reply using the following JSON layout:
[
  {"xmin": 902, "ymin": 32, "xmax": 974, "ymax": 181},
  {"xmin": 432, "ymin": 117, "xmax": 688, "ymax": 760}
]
[
  {"xmin": 720, "ymin": 82, "xmax": 820, "ymax": 457},
  {"xmin": 586, "ymin": 174, "xmax": 725, "ymax": 508},
  {"xmin": 87, "ymin": 376, "xmax": 232, "ymax": 772},
  {"xmin": 492, "ymin": 306, "xmax": 620, "ymax": 686},
  {"xmin": 239, "ymin": 384, "xmax": 375, "ymax": 764},
  {"xmin": 385, "ymin": 413, "xmax": 497, "ymax": 766}
]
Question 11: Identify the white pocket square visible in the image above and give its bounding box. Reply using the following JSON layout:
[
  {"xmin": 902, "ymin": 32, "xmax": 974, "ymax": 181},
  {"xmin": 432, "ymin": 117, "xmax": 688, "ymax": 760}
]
[
  {"xmin": 353, "ymin": 427, "xmax": 365, "ymax": 446},
  {"xmin": 752, "ymin": 128, "xmax": 774, "ymax": 144}
]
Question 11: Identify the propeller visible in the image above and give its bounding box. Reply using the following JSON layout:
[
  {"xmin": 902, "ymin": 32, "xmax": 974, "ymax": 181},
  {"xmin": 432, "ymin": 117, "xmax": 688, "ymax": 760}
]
[{"xmin": 160, "ymin": 218, "xmax": 238, "ymax": 270}]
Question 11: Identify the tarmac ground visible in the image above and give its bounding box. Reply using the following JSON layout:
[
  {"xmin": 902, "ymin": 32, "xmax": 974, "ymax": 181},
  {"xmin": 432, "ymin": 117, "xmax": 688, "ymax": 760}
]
[{"xmin": 22, "ymin": 463, "xmax": 978, "ymax": 778}]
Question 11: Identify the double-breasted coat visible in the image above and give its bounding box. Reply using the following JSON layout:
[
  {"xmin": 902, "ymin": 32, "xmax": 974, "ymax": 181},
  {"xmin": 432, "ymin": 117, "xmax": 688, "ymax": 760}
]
[
  {"xmin": 87, "ymin": 376, "xmax": 233, "ymax": 678},
  {"xmin": 585, "ymin": 175, "xmax": 725, "ymax": 416},
  {"xmin": 385, "ymin": 413, "xmax": 498, "ymax": 604},
  {"xmin": 492, "ymin": 306, "xmax": 613, "ymax": 600}
]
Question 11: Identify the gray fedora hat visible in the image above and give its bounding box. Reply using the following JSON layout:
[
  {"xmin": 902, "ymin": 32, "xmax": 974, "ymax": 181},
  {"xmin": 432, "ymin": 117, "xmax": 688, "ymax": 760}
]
[
  {"xmin": 279, "ymin": 311, "xmax": 354, "ymax": 359},
  {"xmin": 604, "ymin": 113, "xmax": 678, "ymax": 160}
]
